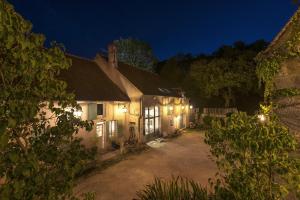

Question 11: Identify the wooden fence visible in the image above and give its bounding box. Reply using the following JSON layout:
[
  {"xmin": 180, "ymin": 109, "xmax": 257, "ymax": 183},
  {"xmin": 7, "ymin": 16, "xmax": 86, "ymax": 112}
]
[{"xmin": 202, "ymin": 107, "xmax": 237, "ymax": 117}]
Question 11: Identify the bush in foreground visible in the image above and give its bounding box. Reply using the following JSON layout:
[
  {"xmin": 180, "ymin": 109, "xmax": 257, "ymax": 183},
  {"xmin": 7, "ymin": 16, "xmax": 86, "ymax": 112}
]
[
  {"xmin": 206, "ymin": 104, "xmax": 300, "ymax": 200},
  {"xmin": 136, "ymin": 177, "xmax": 210, "ymax": 200},
  {"xmin": 0, "ymin": 1, "xmax": 96, "ymax": 199}
]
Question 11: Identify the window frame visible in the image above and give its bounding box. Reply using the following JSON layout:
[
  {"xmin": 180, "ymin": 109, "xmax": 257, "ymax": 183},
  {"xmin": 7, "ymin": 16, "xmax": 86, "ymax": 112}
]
[
  {"xmin": 144, "ymin": 106, "xmax": 160, "ymax": 135},
  {"xmin": 108, "ymin": 120, "xmax": 118, "ymax": 138},
  {"xmin": 96, "ymin": 122, "xmax": 104, "ymax": 137},
  {"xmin": 97, "ymin": 103, "xmax": 104, "ymax": 116}
]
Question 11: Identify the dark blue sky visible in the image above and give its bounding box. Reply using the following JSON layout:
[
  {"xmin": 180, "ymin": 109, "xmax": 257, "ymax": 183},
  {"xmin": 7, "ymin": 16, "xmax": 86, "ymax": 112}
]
[{"xmin": 8, "ymin": 0, "xmax": 298, "ymax": 60}]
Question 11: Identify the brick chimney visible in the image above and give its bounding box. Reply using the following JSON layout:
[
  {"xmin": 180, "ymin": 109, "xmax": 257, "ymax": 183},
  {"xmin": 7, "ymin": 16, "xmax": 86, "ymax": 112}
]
[{"xmin": 108, "ymin": 43, "xmax": 118, "ymax": 68}]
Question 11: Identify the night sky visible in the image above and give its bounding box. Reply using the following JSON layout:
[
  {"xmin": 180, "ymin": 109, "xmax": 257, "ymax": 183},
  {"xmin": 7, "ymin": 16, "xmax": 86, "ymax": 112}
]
[{"xmin": 8, "ymin": 0, "xmax": 298, "ymax": 60}]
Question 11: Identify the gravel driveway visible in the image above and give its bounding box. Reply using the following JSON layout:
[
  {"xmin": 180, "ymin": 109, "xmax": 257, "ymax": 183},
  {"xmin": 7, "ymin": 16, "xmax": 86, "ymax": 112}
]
[{"xmin": 74, "ymin": 130, "xmax": 217, "ymax": 200}]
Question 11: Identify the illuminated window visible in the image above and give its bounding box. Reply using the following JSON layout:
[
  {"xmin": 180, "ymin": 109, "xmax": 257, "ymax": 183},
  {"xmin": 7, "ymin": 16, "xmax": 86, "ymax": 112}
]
[
  {"xmin": 167, "ymin": 105, "xmax": 174, "ymax": 115},
  {"xmin": 144, "ymin": 106, "xmax": 160, "ymax": 135},
  {"xmin": 108, "ymin": 120, "xmax": 117, "ymax": 137},
  {"xmin": 96, "ymin": 122, "xmax": 104, "ymax": 137}
]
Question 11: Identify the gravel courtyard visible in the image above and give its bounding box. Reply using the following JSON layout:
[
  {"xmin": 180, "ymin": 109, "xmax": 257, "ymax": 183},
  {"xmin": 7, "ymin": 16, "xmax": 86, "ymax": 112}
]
[{"xmin": 75, "ymin": 130, "xmax": 217, "ymax": 200}]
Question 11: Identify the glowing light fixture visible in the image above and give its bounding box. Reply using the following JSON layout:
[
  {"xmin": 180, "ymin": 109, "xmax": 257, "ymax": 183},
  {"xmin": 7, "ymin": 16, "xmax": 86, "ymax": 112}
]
[
  {"xmin": 189, "ymin": 105, "xmax": 193, "ymax": 109},
  {"xmin": 258, "ymin": 114, "xmax": 266, "ymax": 122},
  {"xmin": 181, "ymin": 105, "xmax": 185, "ymax": 109},
  {"xmin": 169, "ymin": 106, "xmax": 174, "ymax": 111},
  {"xmin": 119, "ymin": 105, "xmax": 128, "ymax": 113}
]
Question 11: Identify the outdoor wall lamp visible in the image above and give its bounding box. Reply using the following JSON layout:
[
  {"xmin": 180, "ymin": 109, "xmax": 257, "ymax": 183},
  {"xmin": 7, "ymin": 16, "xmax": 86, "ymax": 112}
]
[
  {"xmin": 189, "ymin": 105, "xmax": 193, "ymax": 109},
  {"xmin": 119, "ymin": 105, "xmax": 128, "ymax": 113}
]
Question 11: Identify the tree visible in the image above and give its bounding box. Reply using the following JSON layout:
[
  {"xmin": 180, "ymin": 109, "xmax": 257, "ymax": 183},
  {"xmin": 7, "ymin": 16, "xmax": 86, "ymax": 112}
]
[
  {"xmin": 190, "ymin": 57, "xmax": 238, "ymax": 107},
  {"xmin": 190, "ymin": 40, "xmax": 268, "ymax": 108},
  {"xmin": 0, "ymin": 1, "xmax": 95, "ymax": 199},
  {"xmin": 113, "ymin": 38, "xmax": 158, "ymax": 71},
  {"xmin": 158, "ymin": 53, "xmax": 194, "ymax": 81}
]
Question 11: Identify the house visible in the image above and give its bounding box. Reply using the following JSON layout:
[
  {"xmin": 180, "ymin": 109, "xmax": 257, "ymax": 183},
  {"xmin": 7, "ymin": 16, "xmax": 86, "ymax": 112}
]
[
  {"xmin": 260, "ymin": 8, "xmax": 300, "ymax": 134},
  {"xmin": 60, "ymin": 55, "xmax": 131, "ymax": 149},
  {"xmin": 60, "ymin": 45, "xmax": 190, "ymax": 150}
]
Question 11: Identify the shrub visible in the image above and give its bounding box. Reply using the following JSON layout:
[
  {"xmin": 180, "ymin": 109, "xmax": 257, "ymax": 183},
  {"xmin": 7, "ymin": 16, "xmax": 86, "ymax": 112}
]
[
  {"xmin": 0, "ymin": 1, "xmax": 95, "ymax": 199},
  {"xmin": 202, "ymin": 116, "xmax": 214, "ymax": 128},
  {"xmin": 205, "ymin": 104, "xmax": 300, "ymax": 200},
  {"xmin": 136, "ymin": 177, "xmax": 210, "ymax": 200},
  {"xmin": 203, "ymin": 116, "xmax": 225, "ymax": 129},
  {"xmin": 136, "ymin": 177, "xmax": 235, "ymax": 200}
]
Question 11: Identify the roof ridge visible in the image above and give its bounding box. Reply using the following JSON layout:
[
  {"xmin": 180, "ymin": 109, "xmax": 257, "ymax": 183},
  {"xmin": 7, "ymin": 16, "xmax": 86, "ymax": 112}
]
[
  {"xmin": 264, "ymin": 7, "xmax": 300, "ymax": 53},
  {"xmin": 66, "ymin": 53, "xmax": 95, "ymax": 63}
]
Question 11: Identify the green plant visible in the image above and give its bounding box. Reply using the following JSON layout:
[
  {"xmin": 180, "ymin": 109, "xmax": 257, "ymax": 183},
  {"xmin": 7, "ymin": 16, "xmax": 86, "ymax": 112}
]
[
  {"xmin": 203, "ymin": 116, "xmax": 225, "ymax": 129},
  {"xmin": 202, "ymin": 116, "xmax": 214, "ymax": 128},
  {"xmin": 190, "ymin": 41, "xmax": 267, "ymax": 108},
  {"xmin": 205, "ymin": 105, "xmax": 300, "ymax": 200},
  {"xmin": 272, "ymin": 88, "xmax": 300, "ymax": 99},
  {"xmin": 255, "ymin": 55, "xmax": 281, "ymax": 99},
  {"xmin": 0, "ymin": 1, "xmax": 95, "ymax": 199},
  {"xmin": 256, "ymin": 8, "xmax": 300, "ymax": 100},
  {"xmin": 136, "ymin": 177, "xmax": 235, "ymax": 200},
  {"xmin": 113, "ymin": 38, "xmax": 158, "ymax": 71},
  {"xmin": 136, "ymin": 177, "xmax": 210, "ymax": 200}
]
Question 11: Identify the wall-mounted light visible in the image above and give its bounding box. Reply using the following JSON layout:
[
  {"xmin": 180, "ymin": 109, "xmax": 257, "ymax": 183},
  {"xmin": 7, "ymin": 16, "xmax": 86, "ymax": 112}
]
[
  {"xmin": 189, "ymin": 105, "xmax": 193, "ymax": 109},
  {"xmin": 119, "ymin": 105, "xmax": 128, "ymax": 113}
]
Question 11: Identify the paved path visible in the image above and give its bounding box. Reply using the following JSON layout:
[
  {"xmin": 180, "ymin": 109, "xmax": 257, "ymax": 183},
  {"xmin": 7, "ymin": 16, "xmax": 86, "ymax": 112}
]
[{"xmin": 74, "ymin": 130, "xmax": 217, "ymax": 200}]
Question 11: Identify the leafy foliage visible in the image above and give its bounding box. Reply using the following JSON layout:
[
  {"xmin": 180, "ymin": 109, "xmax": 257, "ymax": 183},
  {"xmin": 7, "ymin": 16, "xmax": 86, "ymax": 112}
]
[
  {"xmin": 136, "ymin": 176, "xmax": 235, "ymax": 200},
  {"xmin": 136, "ymin": 177, "xmax": 210, "ymax": 200},
  {"xmin": 255, "ymin": 55, "xmax": 281, "ymax": 98},
  {"xmin": 272, "ymin": 88, "xmax": 300, "ymax": 99},
  {"xmin": 114, "ymin": 38, "xmax": 158, "ymax": 71},
  {"xmin": 256, "ymin": 8, "xmax": 300, "ymax": 100},
  {"xmin": 158, "ymin": 54, "xmax": 194, "ymax": 82},
  {"xmin": 0, "ymin": 1, "xmax": 95, "ymax": 199},
  {"xmin": 190, "ymin": 41, "xmax": 267, "ymax": 107},
  {"xmin": 205, "ymin": 105, "xmax": 300, "ymax": 200}
]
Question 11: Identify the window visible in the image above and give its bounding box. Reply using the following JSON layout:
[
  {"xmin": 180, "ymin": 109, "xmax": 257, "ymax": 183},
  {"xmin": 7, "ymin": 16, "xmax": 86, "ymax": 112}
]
[
  {"xmin": 97, "ymin": 104, "xmax": 103, "ymax": 115},
  {"xmin": 88, "ymin": 104, "xmax": 97, "ymax": 120},
  {"xmin": 144, "ymin": 106, "xmax": 160, "ymax": 135},
  {"xmin": 96, "ymin": 122, "xmax": 104, "ymax": 137},
  {"xmin": 108, "ymin": 120, "xmax": 118, "ymax": 137},
  {"xmin": 167, "ymin": 105, "xmax": 174, "ymax": 115}
]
